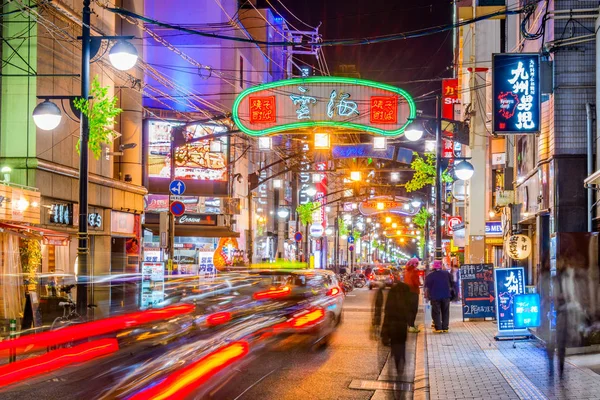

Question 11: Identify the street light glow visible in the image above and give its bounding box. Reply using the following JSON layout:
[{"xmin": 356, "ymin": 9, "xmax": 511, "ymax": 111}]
[
  {"xmin": 350, "ymin": 171, "xmax": 361, "ymax": 181},
  {"xmin": 32, "ymin": 100, "xmax": 62, "ymax": 131},
  {"xmin": 454, "ymin": 160, "xmax": 475, "ymax": 180},
  {"xmin": 277, "ymin": 208, "xmax": 290, "ymax": 219},
  {"xmin": 385, "ymin": 217, "xmax": 392, "ymax": 223},
  {"xmin": 404, "ymin": 123, "xmax": 424, "ymax": 142},
  {"xmin": 109, "ymin": 41, "xmax": 139, "ymax": 71},
  {"xmin": 305, "ymin": 185, "xmax": 317, "ymax": 197}
]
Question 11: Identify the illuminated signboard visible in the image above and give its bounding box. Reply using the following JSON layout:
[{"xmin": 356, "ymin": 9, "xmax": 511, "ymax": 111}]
[
  {"xmin": 233, "ymin": 77, "xmax": 416, "ymax": 137},
  {"xmin": 492, "ymin": 53, "xmax": 540, "ymax": 134},
  {"xmin": 358, "ymin": 197, "xmax": 419, "ymax": 216},
  {"xmin": 146, "ymin": 120, "xmax": 228, "ymax": 195}
]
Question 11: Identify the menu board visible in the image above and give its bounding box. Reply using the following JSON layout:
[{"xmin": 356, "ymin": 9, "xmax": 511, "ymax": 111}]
[
  {"xmin": 141, "ymin": 262, "xmax": 165, "ymax": 309},
  {"xmin": 146, "ymin": 120, "xmax": 228, "ymax": 195},
  {"xmin": 460, "ymin": 264, "xmax": 496, "ymax": 319},
  {"xmin": 494, "ymin": 267, "xmax": 528, "ymax": 336}
]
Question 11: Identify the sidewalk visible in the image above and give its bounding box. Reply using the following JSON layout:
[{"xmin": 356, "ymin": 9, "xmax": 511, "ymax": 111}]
[{"xmin": 418, "ymin": 303, "xmax": 600, "ymax": 400}]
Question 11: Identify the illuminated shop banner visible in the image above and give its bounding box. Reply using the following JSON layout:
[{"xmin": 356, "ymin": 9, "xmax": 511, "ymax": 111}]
[
  {"xmin": 146, "ymin": 120, "xmax": 228, "ymax": 195},
  {"xmin": 492, "ymin": 53, "xmax": 540, "ymax": 134},
  {"xmin": 233, "ymin": 77, "xmax": 416, "ymax": 137}
]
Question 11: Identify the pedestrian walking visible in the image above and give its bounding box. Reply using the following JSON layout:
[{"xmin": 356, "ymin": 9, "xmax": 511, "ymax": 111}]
[
  {"xmin": 450, "ymin": 264, "xmax": 460, "ymax": 302},
  {"xmin": 382, "ymin": 280, "xmax": 411, "ymax": 377},
  {"xmin": 424, "ymin": 260, "xmax": 452, "ymax": 333},
  {"xmin": 372, "ymin": 285, "xmax": 384, "ymax": 340},
  {"xmin": 403, "ymin": 258, "xmax": 421, "ymax": 333}
]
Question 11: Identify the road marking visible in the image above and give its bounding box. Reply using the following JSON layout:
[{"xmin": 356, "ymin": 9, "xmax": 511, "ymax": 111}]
[
  {"xmin": 346, "ymin": 294, "xmax": 356, "ymax": 297},
  {"xmin": 233, "ymin": 369, "xmax": 277, "ymax": 400}
]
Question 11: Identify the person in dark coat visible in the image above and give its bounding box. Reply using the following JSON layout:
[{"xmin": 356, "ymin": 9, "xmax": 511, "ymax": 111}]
[
  {"xmin": 424, "ymin": 260, "xmax": 452, "ymax": 332},
  {"xmin": 382, "ymin": 280, "xmax": 411, "ymax": 376}
]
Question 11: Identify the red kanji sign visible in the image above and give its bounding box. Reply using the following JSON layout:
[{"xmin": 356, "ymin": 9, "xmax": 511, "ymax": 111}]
[
  {"xmin": 370, "ymin": 96, "xmax": 398, "ymax": 124},
  {"xmin": 443, "ymin": 138, "xmax": 454, "ymax": 158},
  {"xmin": 442, "ymin": 78, "xmax": 459, "ymax": 120},
  {"xmin": 248, "ymin": 96, "xmax": 276, "ymax": 124}
]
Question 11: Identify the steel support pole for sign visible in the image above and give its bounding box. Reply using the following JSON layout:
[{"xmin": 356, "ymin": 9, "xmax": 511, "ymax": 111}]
[
  {"xmin": 168, "ymin": 131, "xmax": 176, "ymax": 273},
  {"xmin": 435, "ymin": 95, "xmax": 443, "ymax": 261},
  {"xmin": 247, "ymin": 191, "xmax": 253, "ymax": 268}
]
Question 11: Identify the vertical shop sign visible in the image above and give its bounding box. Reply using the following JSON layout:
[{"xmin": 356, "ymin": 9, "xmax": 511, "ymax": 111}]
[
  {"xmin": 494, "ymin": 267, "xmax": 529, "ymax": 337},
  {"xmin": 493, "ymin": 53, "xmax": 540, "ymax": 134}
]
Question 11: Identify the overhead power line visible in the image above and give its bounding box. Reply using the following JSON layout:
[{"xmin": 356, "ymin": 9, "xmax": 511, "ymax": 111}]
[{"xmin": 101, "ymin": 4, "xmax": 529, "ymax": 48}]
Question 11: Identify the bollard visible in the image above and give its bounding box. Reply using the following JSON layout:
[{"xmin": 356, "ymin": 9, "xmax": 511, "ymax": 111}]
[{"xmin": 9, "ymin": 319, "xmax": 16, "ymax": 363}]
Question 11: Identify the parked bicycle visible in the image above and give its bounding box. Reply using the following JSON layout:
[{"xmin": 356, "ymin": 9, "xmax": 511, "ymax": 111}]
[
  {"xmin": 351, "ymin": 273, "xmax": 366, "ymax": 288},
  {"xmin": 50, "ymin": 284, "xmax": 83, "ymax": 331}
]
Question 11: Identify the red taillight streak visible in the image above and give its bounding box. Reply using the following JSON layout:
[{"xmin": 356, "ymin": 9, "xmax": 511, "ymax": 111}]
[
  {"xmin": 291, "ymin": 309, "xmax": 325, "ymax": 328},
  {"xmin": 206, "ymin": 312, "xmax": 232, "ymax": 326},
  {"xmin": 128, "ymin": 341, "xmax": 249, "ymax": 400},
  {"xmin": 252, "ymin": 286, "xmax": 291, "ymax": 300},
  {"xmin": 0, "ymin": 338, "xmax": 118, "ymax": 388},
  {"xmin": 0, "ymin": 304, "xmax": 194, "ymax": 356}
]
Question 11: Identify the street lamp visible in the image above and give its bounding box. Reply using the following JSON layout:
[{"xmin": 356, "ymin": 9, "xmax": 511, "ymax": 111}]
[
  {"xmin": 411, "ymin": 199, "xmax": 422, "ymax": 208},
  {"xmin": 32, "ymin": 100, "xmax": 62, "ymax": 131},
  {"xmin": 277, "ymin": 207, "xmax": 290, "ymax": 219},
  {"xmin": 305, "ymin": 185, "xmax": 317, "ymax": 197},
  {"xmin": 454, "ymin": 160, "xmax": 475, "ymax": 180},
  {"xmin": 350, "ymin": 171, "xmax": 361, "ymax": 181},
  {"xmin": 31, "ymin": 0, "xmax": 138, "ymax": 317},
  {"xmin": 404, "ymin": 122, "xmax": 424, "ymax": 142}
]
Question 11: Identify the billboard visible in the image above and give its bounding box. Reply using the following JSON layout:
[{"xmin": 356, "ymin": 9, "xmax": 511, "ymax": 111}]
[
  {"xmin": 146, "ymin": 120, "xmax": 228, "ymax": 195},
  {"xmin": 492, "ymin": 53, "xmax": 540, "ymax": 134},
  {"xmin": 233, "ymin": 77, "xmax": 416, "ymax": 137}
]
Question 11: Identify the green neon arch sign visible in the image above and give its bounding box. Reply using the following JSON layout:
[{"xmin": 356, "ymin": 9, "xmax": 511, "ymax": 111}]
[{"xmin": 232, "ymin": 76, "xmax": 416, "ymax": 137}]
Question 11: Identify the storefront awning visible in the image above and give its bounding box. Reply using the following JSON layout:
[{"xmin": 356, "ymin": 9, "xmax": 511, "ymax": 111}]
[
  {"xmin": 143, "ymin": 224, "xmax": 240, "ymax": 238},
  {"xmin": 0, "ymin": 222, "xmax": 71, "ymax": 245},
  {"xmin": 584, "ymin": 169, "xmax": 600, "ymax": 187}
]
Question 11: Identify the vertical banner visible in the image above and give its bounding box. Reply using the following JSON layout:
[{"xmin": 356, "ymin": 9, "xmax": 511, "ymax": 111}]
[
  {"xmin": 442, "ymin": 78, "xmax": 459, "ymax": 120},
  {"xmin": 494, "ymin": 267, "xmax": 529, "ymax": 338},
  {"xmin": 492, "ymin": 53, "xmax": 541, "ymax": 134}
]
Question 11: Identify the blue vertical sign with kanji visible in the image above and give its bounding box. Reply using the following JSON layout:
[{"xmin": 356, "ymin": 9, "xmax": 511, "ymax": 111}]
[
  {"xmin": 494, "ymin": 267, "xmax": 528, "ymax": 338},
  {"xmin": 492, "ymin": 53, "xmax": 540, "ymax": 134}
]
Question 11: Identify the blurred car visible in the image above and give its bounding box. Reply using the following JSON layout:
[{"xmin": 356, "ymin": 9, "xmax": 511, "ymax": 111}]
[{"xmin": 368, "ymin": 267, "xmax": 394, "ymax": 289}]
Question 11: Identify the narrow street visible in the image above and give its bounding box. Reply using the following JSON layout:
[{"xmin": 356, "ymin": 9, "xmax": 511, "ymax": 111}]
[{"xmin": 213, "ymin": 288, "xmax": 418, "ymax": 400}]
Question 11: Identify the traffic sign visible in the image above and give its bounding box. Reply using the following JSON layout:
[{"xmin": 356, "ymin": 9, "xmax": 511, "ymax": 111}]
[
  {"xmin": 294, "ymin": 231, "xmax": 303, "ymax": 242},
  {"xmin": 170, "ymin": 201, "xmax": 185, "ymax": 217},
  {"xmin": 349, "ymin": 244, "xmax": 355, "ymax": 252},
  {"xmin": 309, "ymin": 224, "xmax": 324, "ymax": 238},
  {"xmin": 169, "ymin": 180, "xmax": 186, "ymax": 196},
  {"xmin": 347, "ymin": 236, "xmax": 355, "ymax": 244}
]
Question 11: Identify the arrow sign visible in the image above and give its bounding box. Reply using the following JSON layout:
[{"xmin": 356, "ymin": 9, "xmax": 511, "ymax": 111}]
[
  {"xmin": 169, "ymin": 180, "xmax": 186, "ymax": 196},
  {"xmin": 347, "ymin": 236, "xmax": 355, "ymax": 244},
  {"xmin": 465, "ymin": 295, "xmax": 495, "ymax": 302}
]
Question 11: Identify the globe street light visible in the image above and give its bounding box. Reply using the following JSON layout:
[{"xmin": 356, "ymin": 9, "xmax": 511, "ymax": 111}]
[
  {"xmin": 277, "ymin": 207, "xmax": 290, "ymax": 219},
  {"xmin": 108, "ymin": 40, "xmax": 139, "ymax": 71},
  {"xmin": 404, "ymin": 122, "xmax": 424, "ymax": 142},
  {"xmin": 411, "ymin": 199, "xmax": 422, "ymax": 208},
  {"xmin": 32, "ymin": 100, "xmax": 63, "ymax": 131},
  {"xmin": 454, "ymin": 160, "xmax": 475, "ymax": 181},
  {"xmin": 305, "ymin": 185, "xmax": 317, "ymax": 197}
]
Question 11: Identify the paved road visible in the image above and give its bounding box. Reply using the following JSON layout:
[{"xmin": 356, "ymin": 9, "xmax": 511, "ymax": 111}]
[{"xmin": 213, "ymin": 287, "xmax": 417, "ymax": 400}]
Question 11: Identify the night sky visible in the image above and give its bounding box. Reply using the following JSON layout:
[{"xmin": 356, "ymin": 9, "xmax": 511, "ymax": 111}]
[{"xmin": 265, "ymin": 0, "xmax": 454, "ymax": 111}]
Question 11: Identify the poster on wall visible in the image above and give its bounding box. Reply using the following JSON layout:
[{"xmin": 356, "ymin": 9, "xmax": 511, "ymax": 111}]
[
  {"xmin": 140, "ymin": 262, "xmax": 165, "ymax": 309},
  {"xmin": 494, "ymin": 267, "xmax": 529, "ymax": 338},
  {"xmin": 146, "ymin": 120, "xmax": 229, "ymax": 195},
  {"xmin": 492, "ymin": 53, "xmax": 541, "ymax": 134}
]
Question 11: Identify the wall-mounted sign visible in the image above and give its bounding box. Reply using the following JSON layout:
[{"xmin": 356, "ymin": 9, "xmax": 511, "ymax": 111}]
[
  {"xmin": 446, "ymin": 216, "xmax": 463, "ymax": 236},
  {"xmin": 442, "ymin": 78, "xmax": 460, "ymax": 120},
  {"xmin": 492, "ymin": 53, "xmax": 540, "ymax": 134},
  {"xmin": 146, "ymin": 120, "xmax": 228, "ymax": 196},
  {"xmin": 485, "ymin": 221, "xmax": 503, "ymax": 236},
  {"xmin": 233, "ymin": 77, "xmax": 416, "ymax": 137},
  {"xmin": 492, "ymin": 153, "xmax": 506, "ymax": 166},
  {"xmin": 310, "ymin": 223, "xmax": 324, "ymax": 238},
  {"xmin": 504, "ymin": 234, "xmax": 532, "ymax": 260},
  {"xmin": 358, "ymin": 197, "xmax": 418, "ymax": 216},
  {"xmin": 88, "ymin": 212, "xmax": 102, "ymax": 228},
  {"xmin": 50, "ymin": 203, "xmax": 73, "ymax": 226},
  {"xmin": 111, "ymin": 211, "xmax": 135, "ymax": 235},
  {"xmin": 494, "ymin": 267, "xmax": 527, "ymax": 337},
  {"xmin": 175, "ymin": 214, "xmax": 218, "ymax": 226}
]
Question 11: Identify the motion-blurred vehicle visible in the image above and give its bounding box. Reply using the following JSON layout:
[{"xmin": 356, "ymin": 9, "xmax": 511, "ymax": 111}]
[{"xmin": 368, "ymin": 267, "xmax": 394, "ymax": 289}]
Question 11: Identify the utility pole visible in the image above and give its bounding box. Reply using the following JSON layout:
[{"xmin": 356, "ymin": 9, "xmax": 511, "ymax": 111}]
[{"xmin": 435, "ymin": 95, "xmax": 443, "ymax": 261}]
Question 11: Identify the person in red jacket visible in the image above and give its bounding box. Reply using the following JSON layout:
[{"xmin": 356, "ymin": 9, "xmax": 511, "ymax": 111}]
[{"xmin": 403, "ymin": 258, "xmax": 421, "ymax": 333}]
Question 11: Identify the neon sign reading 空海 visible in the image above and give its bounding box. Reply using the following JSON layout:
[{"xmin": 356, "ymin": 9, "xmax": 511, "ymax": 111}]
[
  {"xmin": 492, "ymin": 53, "xmax": 540, "ymax": 134},
  {"xmin": 233, "ymin": 77, "xmax": 416, "ymax": 137}
]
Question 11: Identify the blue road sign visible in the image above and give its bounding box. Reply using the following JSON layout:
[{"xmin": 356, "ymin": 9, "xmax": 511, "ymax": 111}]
[
  {"xmin": 170, "ymin": 201, "xmax": 185, "ymax": 217},
  {"xmin": 169, "ymin": 180, "xmax": 186, "ymax": 196},
  {"xmin": 347, "ymin": 236, "xmax": 355, "ymax": 244}
]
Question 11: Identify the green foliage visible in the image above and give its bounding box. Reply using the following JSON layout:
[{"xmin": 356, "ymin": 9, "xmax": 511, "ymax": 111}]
[
  {"xmin": 413, "ymin": 207, "xmax": 431, "ymax": 229},
  {"xmin": 339, "ymin": 218, "xmax": 349, "ymax": 236},
  {"xmin": 20, "ymin": 239, "xmax": 41, "ymax": 286},
  {"xmin": 404, "ymin": 152, "xmax": 453, "ymax": 193},
  {"xmin": 73, "ymin": 76, "xmax": 122, "ymax": 159},
  {"xmin": 352, "ymin": 230, "xmax": 361, "ymax": 241},
  {"xmin": 296, "ymin": 202, "xmax": 320, "ymax": 225}
]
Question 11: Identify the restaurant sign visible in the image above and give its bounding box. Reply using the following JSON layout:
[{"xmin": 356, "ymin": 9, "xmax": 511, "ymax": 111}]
[
  {"xmin": 233, "ymin": 77, "xmax": 416, "ymax": 137},
  {"xmin": 358, "ymin": 197, "xmax": 419, "ymax": 216},
  {"xmin": 492, "ymin": 53, "xmax": 540, "ymax": 134}
]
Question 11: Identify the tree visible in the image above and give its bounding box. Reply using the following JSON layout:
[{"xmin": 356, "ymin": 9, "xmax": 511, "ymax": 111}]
[
  {"xmin": 296, "ymin": 202, "xmax": 320, "ymax": 226},
  {"xmin": 74, "ymin": 76, "xmax": 122, "ymax": 159},
  {"xmin": 404, "ymin": 152, "xmax": 453, "ymax": 192},
  {"xmin": 413, "ymin": 207, "xmax": 431, "ymax": 229}
]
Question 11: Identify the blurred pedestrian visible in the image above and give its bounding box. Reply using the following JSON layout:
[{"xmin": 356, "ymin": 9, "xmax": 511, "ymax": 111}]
[
  {"xmin": 424, "ymin": 260, "xmax": 452, "ymax": 333},
  {"xmin": 372, "ymin": 284, "xmax": 384, "ymax": 339},
  {"xmin": 404, "ymin": 258, "xmax": 421, "ymax": 333},
  {"xmin": 382, "ymin": 280, "xmax": 411, "ymax": 377},
  {"xmin": 450, "ymin": 264, "xmax": 460, "ymax": 302}
]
